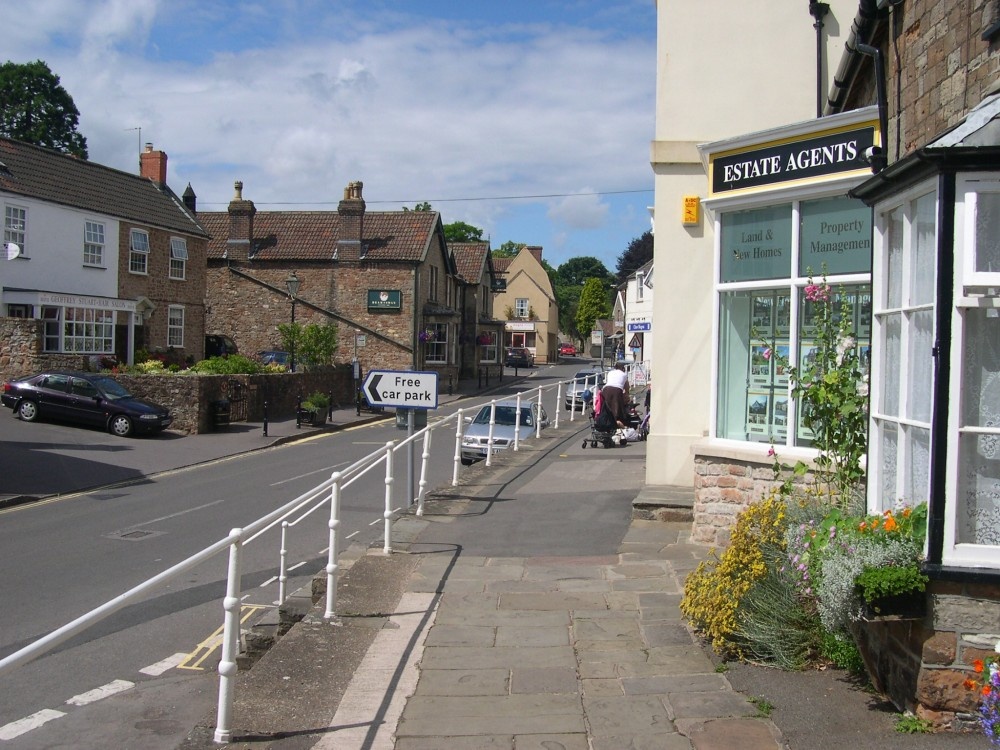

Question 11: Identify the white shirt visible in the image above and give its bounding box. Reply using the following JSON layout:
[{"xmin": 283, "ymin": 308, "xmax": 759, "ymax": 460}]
[{"xmin": 605, "ymin": 369, "xmax": 627, "ymax": 390}]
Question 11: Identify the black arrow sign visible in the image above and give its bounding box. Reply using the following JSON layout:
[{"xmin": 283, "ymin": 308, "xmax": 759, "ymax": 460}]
[{"xmin": 365, "ymin": 373, "xmax": 382, "ymax": 404}]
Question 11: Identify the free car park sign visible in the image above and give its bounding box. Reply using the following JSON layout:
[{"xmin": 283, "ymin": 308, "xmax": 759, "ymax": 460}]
[{"xmin": 363, "ymin": 370, "xmax": 439, "ymax": 409}]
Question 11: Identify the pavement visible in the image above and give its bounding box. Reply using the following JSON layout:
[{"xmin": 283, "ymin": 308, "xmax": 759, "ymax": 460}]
[{"xmin": 1, "ymin": 371, "xmax": 987, "ymax": 749}]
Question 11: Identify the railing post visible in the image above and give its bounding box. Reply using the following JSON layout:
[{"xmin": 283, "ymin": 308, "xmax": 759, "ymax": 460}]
[
  {"xmin": 383, "ymin": 442, "xmax": 395, "ymax": 554},
  {"xmin": 554, "ymin": 383, "xmax": 562, "ymax": 429},
  {"xmin": 536, "ymin": 386, "xmax": 543, "ymax": 439},
  {"xmin": 452, "ymin": 408, "xmax": 463, "ymax": 486},
  {"xmin": 277, "ymin": 521, "xmax": 289, "ymax": 604},
  {"xmin": 214, "ymin": 529, "xmax": 244, "ymax": 744},
  {"xmin": 416, "ymin": 430, "xmax": 432, "ymax": 516},
  {"xmin": 485, "ymin": 400, "xmax": 497, "ymax": 467},
  {"xmin": 570, "ymin": 378, "xmax": 578, "ymax": 422},
  {"xmin": 514, "ymin": 393, "xmax": 522, "ymax": 451},
  {"xmin": 325, "ymin": 472, "xmax": 342, "ymax": 620}
]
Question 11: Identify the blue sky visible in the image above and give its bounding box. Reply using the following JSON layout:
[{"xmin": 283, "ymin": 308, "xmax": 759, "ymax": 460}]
[{"xmin": 6, "ymin": 0, "xmax": 656, "ymax": 272}]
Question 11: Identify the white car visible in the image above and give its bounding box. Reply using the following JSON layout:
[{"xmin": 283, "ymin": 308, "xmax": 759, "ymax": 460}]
[
  {"xmin": 564, "ymin": 369, "xmax": 605, "ymax": 410},
  {"xmin": 461, "ymin": 399, "xmax": 549, "ymax": 465}
]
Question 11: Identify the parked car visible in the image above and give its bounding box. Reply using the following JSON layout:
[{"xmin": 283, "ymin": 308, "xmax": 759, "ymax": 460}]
[
  {"xmin": 1, "ymin": 371, "xmax": 173, "ymax": 437},
  {"xmin": 460, "ymin": 399, "xmax": 549, "ymax": 465},
  {"xmin": 559, "ymin": 343, "xmax": 577, "ymax": 357},
  {"xmin": 258, "ymin": 350, "xmax": 290, "ymax": 366},
  {"xmin": 564, "ymin": 368, "xmax": 606, "ymax": 410},
  {"xmin": 205, "ymin": 334, "xmax": 239, "ymax": 358},
  {"xmin": 504, "ymin": 347, "xmax": 534, "ymax": 368}
]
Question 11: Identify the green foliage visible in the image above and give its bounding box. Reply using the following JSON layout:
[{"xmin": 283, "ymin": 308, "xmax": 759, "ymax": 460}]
[
  {"xmin": 681, "ymin": 492, "xmax": 788, "ymax": 656},
  {"xmin": 819, "ymin": 630, "xmax": 865, "ymax": 675},
  {"xmin": 557, "ymin": 256, "xmax": 612, "ymax": 287},
  {"xmin": 301, "ymin": 391, "xmax": 330, "ymax": 411},
  {"xmin": 492, "ymin": 241, "xmax": 524, "ymax": 258},
  {"xmin": 402, "ymin": 202, "xmax": 432, "ymax": 211},
  {"xmin": 188, "ymin": 355, "xmax": 264, "ymax": 375},
  {"xmin": 855, "ymin": 564, "xmax": 928, "ymax": 605},
  {"xmin": 443, "ymin": 220, "xmax": 484, "ymax": 243},
  {"xmin": 575, "ymin": 277, "xmax": 611, "ymax": 340},
  {"xmin": 278, "ymin": 322, "xmax": 338, "ymax": 371},
  {"xmin": 615, "ymin": 230, "xmax": 653, "ymax": 283},
  {"xmin": 762, "ymin": 275, "xmax": 870, "ymax": 506},
  {"xmin": 895, "ymin": 714, "xmax": 933, "ymax": 734},
  {"xmin": 0, "ymin": 60, "xmax": 88, "ymax": 157},
  {"xmin": 749, "ymin": 697, "xmax": 775, "ymax": 718}
]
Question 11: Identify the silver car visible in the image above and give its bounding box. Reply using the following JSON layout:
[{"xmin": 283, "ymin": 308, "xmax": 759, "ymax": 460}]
[
  {"xmin": 564, "ymin": 369, "xmax": 605, "ymax": 410},
  {"xmin": 461, "ymin": 400, "xmax": 549, "ymax": 465}
]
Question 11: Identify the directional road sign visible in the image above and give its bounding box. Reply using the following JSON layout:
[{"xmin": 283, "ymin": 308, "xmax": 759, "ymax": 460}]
[{"xmin": 362, "ymin": 370, "xmax": 439, "ymax": 409}]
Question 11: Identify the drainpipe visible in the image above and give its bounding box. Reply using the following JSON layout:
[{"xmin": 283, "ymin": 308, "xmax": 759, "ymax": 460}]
[
  {"xmin": 857, "ymin": 41, "xmax": 889, "ymax": 172},
  {"xmin": 825, "ymin": 0, "xmax": 880, "ymax": 115},
  {"xmin": 808, "ymin": 2, "xmax": 830, "ymax": 118}
]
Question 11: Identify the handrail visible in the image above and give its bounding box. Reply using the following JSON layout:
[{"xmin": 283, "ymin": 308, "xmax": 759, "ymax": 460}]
[{"xmin": 0, "ymin": 366, "xmax": 627, "ymax": 743}]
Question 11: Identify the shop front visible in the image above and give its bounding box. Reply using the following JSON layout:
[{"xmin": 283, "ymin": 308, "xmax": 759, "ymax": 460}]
[{"xmin": 691, "ymin": 106, "xmax": 880, "ymax": 544}]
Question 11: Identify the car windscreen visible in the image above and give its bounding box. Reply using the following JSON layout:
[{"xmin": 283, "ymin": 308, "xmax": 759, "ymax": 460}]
[
  {"xmin": 472, "ymin": 406, "xmax": 532, "ymax": 426},
  {"xmin": 90, "ymin": 376, "xmax": 132, "ymax": 400}
]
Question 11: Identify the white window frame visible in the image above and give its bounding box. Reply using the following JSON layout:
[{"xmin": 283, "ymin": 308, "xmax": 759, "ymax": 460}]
[
  {"xmin": 169, "ymin": 237, "xmax": 188, "ymax": 280},
  {"xmin": 636, "ymin": 272, "xmax": 645, "ymax": 301},
  {"xmin": 130, "ymin": 229, "xmax": 150, "ymax": 274},
  {"xmin": 167, "ymin": 305, "xmax": 185, "ymax": 348},
  {"xmin": 515, "ymin": 298, "xmax": 529, "ymax": 319},
  {"xmin": 943, "ymin": 173, "xmax": 1000, "ymax": 566},
  {"xmin": 62, "ymin": 306, "xmax": 115, "ymax": 353},
  {"xmin": 84, "ymin": 221, "xmax": 105, "ymax": 267},
  {"xmin": 480, "ymin": 330, "xmax": 498, "ymax": 363},
  {"xmin": 867, "ymin": 181, "xmax": 937, "ymax": 521},
  {"xmin": 425, "ymin": 322, "xmax": 448, "ymax": 364},
  {"xmin": 4, "ymin": 204, "xmax": 27, "ymax": 257}
]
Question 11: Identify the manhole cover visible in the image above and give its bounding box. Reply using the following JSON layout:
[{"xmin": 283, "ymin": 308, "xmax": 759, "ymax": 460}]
[{"xmin": 106, "ymin": 529, "xmax": 164, "ymax": 541}]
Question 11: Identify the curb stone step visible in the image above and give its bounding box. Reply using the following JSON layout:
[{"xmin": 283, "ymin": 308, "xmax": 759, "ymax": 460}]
[{"xmin": 632, "ymin": 483, "xmax": 695, "ymax": 522}]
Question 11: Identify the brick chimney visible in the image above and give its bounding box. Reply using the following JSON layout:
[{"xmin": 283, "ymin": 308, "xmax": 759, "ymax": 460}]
[
  {"xmin": 226, "ymin": 181, "xmax": 256, "ymax": 261},
  {"xmin": 526, "ymin": 245, "xmax": 543, "ymax": 264},
  {"xmin": 139, "ymin": 142, "xmax": 168, "ymax": 184},
  {"xmin": 336, "ymin": 181, "xmax": 365, "ymax": 261}
]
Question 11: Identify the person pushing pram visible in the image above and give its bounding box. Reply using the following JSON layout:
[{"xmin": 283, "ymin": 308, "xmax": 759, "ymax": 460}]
[{"xmin": 585, "ymin": 363, "xmax": 632, "ymax": 448}]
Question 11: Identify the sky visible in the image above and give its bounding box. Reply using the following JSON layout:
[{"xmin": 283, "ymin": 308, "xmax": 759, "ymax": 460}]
[{"xmin": 4, "ymin": 0, "xmax": 657, "ymax": 273}]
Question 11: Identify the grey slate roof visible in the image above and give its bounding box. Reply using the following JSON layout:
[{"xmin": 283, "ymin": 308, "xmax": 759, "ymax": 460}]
[{"xmin": 0, "ymin": 137, "xmax": 207, "ymax": 237}]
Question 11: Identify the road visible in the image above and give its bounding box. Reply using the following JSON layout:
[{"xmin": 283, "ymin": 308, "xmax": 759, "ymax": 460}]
[{"xmin": 0, "ymin": 361, "xmax": 598, "ymax": 748}]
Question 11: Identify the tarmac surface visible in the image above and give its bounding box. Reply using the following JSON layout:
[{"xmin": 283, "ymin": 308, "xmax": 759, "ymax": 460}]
[{"xmin": 1, "ymin": 373, "xmax": 989, "ymax": 749}]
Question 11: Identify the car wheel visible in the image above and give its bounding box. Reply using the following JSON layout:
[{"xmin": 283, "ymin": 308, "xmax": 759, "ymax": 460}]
[
  {"xmin": 461, "ymin": 457, "xmax": 474, "ymax": 466},
  {"xmin": 17, "ymin": 400, "xmax": 39, "ymax": 422},
  {"xmin": 109, "ymin": 414, "xmax": 133, "ymax": 437}
]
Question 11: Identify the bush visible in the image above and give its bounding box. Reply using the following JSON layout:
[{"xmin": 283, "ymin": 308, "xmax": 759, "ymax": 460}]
[
  {"xmin": 681, "ymin": 492, "xmax": 788, "ymax": 657},
  {"xmin": 301, "ymin": 391, "xmax": 330, "ymax": 411},
  {"xmin": 188, "ymin": 355, "xmax": 265, "ymax": 375}
]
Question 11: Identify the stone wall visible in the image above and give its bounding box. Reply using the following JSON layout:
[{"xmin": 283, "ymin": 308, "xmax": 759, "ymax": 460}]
[
  {"xmin": 692, "ymin": 452, "xmax": 819, "ymax": 546},
  {"xmin": 850, "ymin": 580, "xmax": 1000, "ymax": 730}
]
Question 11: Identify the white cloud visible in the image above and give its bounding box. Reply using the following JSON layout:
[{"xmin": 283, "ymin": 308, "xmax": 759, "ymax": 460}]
[{"xmin": 547, "ymin": 192, "xmax": 609, "ymax": 230}]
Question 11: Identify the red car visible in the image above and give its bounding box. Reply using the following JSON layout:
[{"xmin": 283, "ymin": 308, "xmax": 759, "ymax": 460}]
[{"xmin": 559, "ymin": 343, "xmax": 577, "ymax": 356}]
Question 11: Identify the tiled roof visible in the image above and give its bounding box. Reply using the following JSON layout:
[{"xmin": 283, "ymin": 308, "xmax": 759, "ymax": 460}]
[
  {"xmin": 493, "ymin": 257, "xmax": 513, "ymax": 274},
  {"xmin": 198, "ymin": 210, "xmax": 439, "ymax": 262},
  {"xmin": 0, "ymin": 137, "xmax": 207, "ymax": 237},
  {"xmin": 450, "ymin": 242, "xmax": 489, "ymax": 283}
]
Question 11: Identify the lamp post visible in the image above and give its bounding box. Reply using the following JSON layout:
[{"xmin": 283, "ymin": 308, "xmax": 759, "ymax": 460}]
[{"xmin": 285, "ymin": 271, "xmax": 300, "ymax": 372}]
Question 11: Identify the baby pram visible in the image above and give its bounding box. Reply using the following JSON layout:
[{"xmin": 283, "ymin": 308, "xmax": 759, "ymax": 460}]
[{"xmin": 583, "ymin": 409, "xmax": 625, "ymax": 449}]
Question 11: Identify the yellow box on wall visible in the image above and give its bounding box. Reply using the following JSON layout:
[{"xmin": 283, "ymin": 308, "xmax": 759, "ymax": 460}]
[{"xmin": 682, "ymin": 195, "xmax": 700, "ymax": 225}]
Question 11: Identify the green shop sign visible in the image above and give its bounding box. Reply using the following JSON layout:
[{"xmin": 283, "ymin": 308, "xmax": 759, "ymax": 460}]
[{"xmin": 367, "ymin": 289, "xmax": 401, "ymax": 310}]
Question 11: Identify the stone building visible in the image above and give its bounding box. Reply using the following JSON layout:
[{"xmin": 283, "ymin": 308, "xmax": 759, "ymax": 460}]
[
  {"xmin": 449, "ymin": 241, "xmax": 505, "ymax": 380},
  {"xmin": 650, "ymin": 0, "xmax": 1000, "ymax": 728},
  {"xmin": 0, "ymin": 139, "xmax": 209, "ymax": 380},
  {"xmin": 198, "ymin": 182, "xmax": 466, "ymax": 387}
]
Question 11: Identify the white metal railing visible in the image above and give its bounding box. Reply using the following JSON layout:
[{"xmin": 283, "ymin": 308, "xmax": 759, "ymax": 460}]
[{"xmin": 0, "ymin": 367, "xmax": 629, "ymax": 743}]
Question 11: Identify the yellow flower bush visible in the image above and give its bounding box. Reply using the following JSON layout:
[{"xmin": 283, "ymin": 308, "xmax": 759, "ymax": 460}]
[{"xmin": 681, "ymin": 491, "xmax": 788, "ymax": 656}]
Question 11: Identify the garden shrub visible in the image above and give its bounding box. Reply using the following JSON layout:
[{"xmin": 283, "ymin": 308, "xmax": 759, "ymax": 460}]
[{"xmin": 681, "ymin": 491, "xmax": 788, "ymax": 656}]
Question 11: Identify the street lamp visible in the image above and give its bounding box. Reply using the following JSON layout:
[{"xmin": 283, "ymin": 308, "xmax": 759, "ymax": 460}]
[{"xmin": 285, "ymin": 271, "xmax": 300, "ymax": 372}]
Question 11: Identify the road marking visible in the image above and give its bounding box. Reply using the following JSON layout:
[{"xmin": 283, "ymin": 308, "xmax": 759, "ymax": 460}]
[
  {"xmin": 140, "ymin": 652, "xmax": 187, "ymax": 676},
  {"xmin": 66, "ymin": 679, "xmax": 135, "ymax": 706},
  {"xmin": 259, "ymin": 576, "xmax": 278, "ymax": 587},
  {"xmin": 131, "ymin": 499, "xmax": 227, "ymax": 527},
  {"xmin": 177, "ymin": 605, "xmax": 264, "ymax": 671},
  {"xmin": 0, "ymin": 709, "xmax": 66, "ymax": 740},
  {"xmin": 288, "ymin": 561, "xmax": 308, "ymax": 571},
  {"xmin": 269, "ymin": 460, "xmax": 353, "ymax": 486}
]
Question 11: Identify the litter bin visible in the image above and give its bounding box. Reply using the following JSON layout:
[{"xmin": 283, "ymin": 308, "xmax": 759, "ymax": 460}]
[{"xmin": 210, "ymin": 399, "xmax": 231, "ymax": 430}]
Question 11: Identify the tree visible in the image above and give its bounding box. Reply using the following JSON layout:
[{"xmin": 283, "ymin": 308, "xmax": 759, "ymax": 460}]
[
  {"xmin": 557, "ymin": 256, "xmax": 613, "ymax": 288},
  {"xmin": 492, "ymin": 240, "xmax": 525, "ymax": 258},
  {"xmin": 0, "ymin": 60, "xmax": 88, "ymax": 158},
  {"xmin": 576, "ymin": 277, "xmax": 612, "ymax": 341},
  {"xmin": 402, "ymin": 202, "xmax": 432, "ymax": 212},
  {"xmin": 443, "ymin": 221, "xmax": 484, "ymax": 243},
  {"xmin": 615, "ymin": 230, "xmax": 654, "ymax": 282}
]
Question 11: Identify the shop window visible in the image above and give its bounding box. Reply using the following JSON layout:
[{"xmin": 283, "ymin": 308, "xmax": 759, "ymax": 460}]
[
  {"xmin": 479, "ymin": 331, "xmax": 498, "ymax": 363},
  {"xmin": 715, "ymin": 196, "xmax": 872, "ymax": 446},
  {"xmin": 62, "ymin": 307, "xmax": 114, "ymax": 353}
]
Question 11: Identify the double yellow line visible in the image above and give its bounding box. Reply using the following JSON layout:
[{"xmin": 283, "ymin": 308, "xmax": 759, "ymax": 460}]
[{"xmin": 176, "ymin": 604, "xmax": 267, "ymax": 671}]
